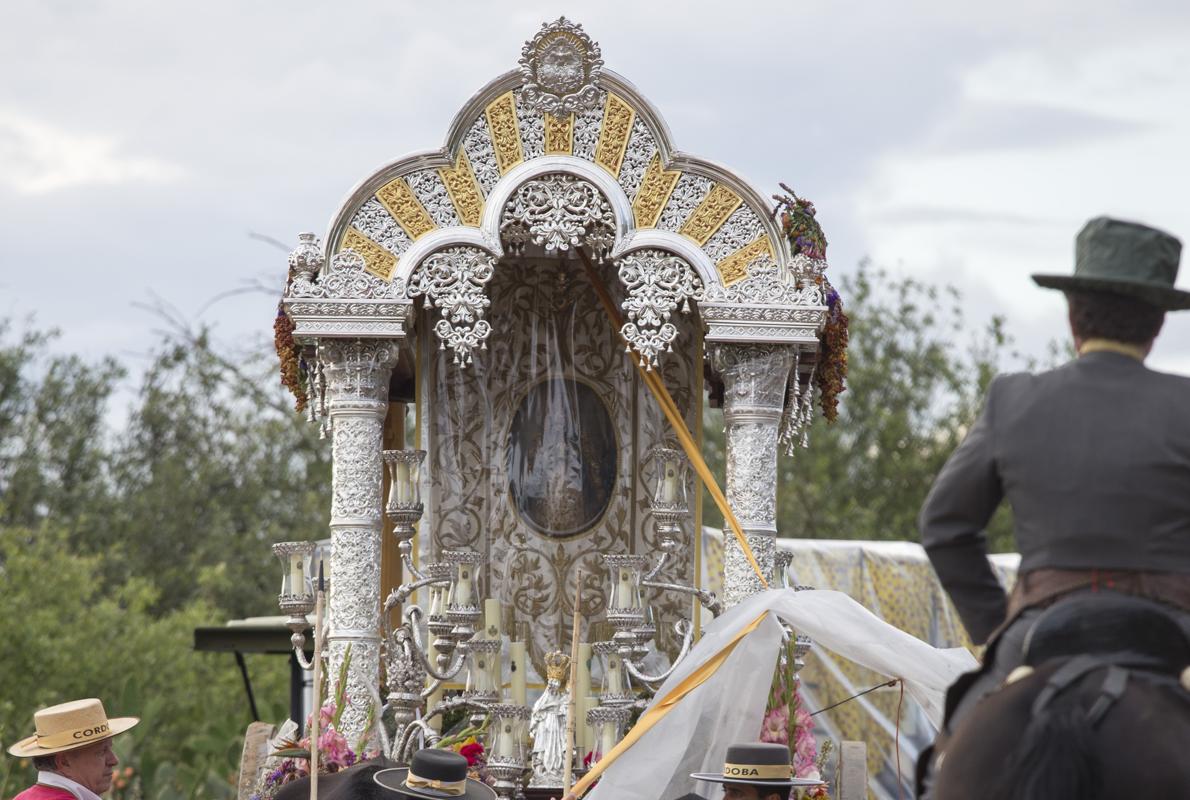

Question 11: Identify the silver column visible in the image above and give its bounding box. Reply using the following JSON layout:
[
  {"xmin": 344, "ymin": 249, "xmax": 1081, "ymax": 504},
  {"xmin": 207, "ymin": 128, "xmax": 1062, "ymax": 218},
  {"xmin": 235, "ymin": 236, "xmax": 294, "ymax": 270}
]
[
  {"xmin": 713, "ymin": 343, "xmax": 795, "ymax": 606},
  {"xmin": 321, "ymin": 339, "xmax": 399, "ymax": 743}
]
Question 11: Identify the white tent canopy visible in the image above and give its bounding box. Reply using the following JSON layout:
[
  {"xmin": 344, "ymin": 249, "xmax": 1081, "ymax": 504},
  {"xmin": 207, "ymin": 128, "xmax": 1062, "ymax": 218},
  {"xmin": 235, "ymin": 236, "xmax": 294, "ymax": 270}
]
[{"xmin": 587, "ymin": 588, "xmax": 978, "ymax": 800}]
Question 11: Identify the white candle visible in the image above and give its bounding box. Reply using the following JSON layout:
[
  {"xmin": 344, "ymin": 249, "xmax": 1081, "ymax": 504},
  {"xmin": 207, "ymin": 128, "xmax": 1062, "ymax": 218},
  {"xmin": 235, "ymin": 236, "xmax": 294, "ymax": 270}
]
[
  {"xmin": 615, "ymin": 568, "xmax": 633, "ymax": 609},
  {"xmin": 582, "ymin": 696, "xmax": 597, "ymax": 753},
  {"xmin": 484, "ymin": 598, "xmax": 502, "ymax": 641},
  {"xmin": 599, "ymin": 719, "xmax": 617, "ymax": 759},
  {"xmin": 473, "ymin": 652, "xmax": 491, "ymax": 693},
  {"xmin": 289, "ymin": 553, "xmax": 305, "ymax": 595},
  {"xmin": 661, "ymin": 457, "xmax": 679, "ymax": 504},
  {"xmin": 576, "ymin": 643, "xmax": 592, "ymax": 701},
  {"xmin": 394, "ymin": 461, "xmax": 411, "ymax": 505},
  {"xmin": 486, "ymin": 648, "xmax": 501, "ymax": 696},
  {"xmin": 454, "ymin": 565, "xmax": 473, "ymax": 607},
  {"xmin": 496, "ymin": 719, "xmax": 517, "ymax": 759},
  {"xmin": 428, "ymin": 585, "xmax": 444, "ymax": 617},
  {"xmin": 510, "ymin": 641, "xmax": 527, "ymax": 705},
  {"xmin": 605, "ymin": 653, "xmax": 624, "ymax": 696}
]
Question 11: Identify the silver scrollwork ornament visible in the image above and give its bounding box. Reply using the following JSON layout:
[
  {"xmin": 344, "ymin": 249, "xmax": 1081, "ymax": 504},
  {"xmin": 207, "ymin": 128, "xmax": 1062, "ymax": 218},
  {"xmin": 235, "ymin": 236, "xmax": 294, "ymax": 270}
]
[
  {"xmin": 519, "ymin": 17, "xmax": 604, "ymax": 115},
  {"xmin": 500, "ymin": 174, "xmax": 615, "ymax": 256},
  {"xmin": 616, "ymin": 249, "xmax": 703, "ymax": 370},
  {"xmin": 408, "ymin": 247, "xmax": 497, "ymax": 365}
]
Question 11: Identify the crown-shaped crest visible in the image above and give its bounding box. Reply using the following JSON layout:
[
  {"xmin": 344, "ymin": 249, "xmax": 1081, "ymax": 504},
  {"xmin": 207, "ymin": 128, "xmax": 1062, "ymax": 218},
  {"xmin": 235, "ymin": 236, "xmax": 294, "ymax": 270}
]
[{"xmin": 544, "ymin": 650, "xmax": 571, "ymax": 683}]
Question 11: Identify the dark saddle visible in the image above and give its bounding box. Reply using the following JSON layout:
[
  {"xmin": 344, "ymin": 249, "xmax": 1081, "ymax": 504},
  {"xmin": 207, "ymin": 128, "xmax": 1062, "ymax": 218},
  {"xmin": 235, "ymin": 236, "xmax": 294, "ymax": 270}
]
[
  {"xmin": 1023, "ymin": 592, "xmax": 1190, "ymax": 671},
  {"xmin": 1020, "ymin": 593, "xmax": 1190, "ymax": 725}
]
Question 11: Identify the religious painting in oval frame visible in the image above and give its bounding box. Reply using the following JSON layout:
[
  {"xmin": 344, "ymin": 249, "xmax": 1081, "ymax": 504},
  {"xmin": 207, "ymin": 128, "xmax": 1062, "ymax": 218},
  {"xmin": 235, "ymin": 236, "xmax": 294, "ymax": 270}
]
[{"xmin": 507, "ymin": 376, "xmax": 617, "ymax": 538}]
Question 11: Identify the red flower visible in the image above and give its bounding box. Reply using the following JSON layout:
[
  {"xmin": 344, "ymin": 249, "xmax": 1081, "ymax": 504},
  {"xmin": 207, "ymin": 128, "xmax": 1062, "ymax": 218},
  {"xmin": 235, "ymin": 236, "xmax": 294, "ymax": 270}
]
[{"xmin": 459, "ymin": 742, "xmax": 484, "ymax": 766}]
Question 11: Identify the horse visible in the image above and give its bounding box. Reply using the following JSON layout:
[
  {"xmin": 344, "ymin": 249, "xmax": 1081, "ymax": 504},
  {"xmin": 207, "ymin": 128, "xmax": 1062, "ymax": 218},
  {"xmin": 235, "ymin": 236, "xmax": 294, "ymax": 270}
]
[{"xmin": 922, "ymin": 593, "xmax": 1190, "ymax": 798}]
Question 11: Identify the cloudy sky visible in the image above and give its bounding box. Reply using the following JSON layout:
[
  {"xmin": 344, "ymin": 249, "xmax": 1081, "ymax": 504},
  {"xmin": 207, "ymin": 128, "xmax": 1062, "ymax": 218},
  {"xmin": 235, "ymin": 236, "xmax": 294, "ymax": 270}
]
[{"xmin": 3, "ymin": 0, "xmax": 1189, "ymax": 399}]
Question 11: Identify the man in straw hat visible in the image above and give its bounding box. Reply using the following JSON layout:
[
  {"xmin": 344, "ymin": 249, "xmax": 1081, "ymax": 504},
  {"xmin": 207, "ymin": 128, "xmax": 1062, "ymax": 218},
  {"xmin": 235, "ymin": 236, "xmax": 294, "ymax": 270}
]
[
  {"xmin": 690, "ymin": 742, "xmax": 824, "ymax": 800},
  {"xmin": 919, "ymin": 215, "xmax": 1190, "ymax": 722},
  {"xmin": 7, "ymin": 698, "xmax": 139, "ymax": 800}
]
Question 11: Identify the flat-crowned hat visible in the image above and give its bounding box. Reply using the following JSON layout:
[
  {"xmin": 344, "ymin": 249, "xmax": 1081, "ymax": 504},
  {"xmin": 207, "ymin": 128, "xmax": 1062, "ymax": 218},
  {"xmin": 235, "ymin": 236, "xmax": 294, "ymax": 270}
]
[
  {"xmin": 1032, "ymin": 216, "xmax": 1188, "ymax": 310},
  {"xmin": 7, "ymin": 698, "xmax": 139, "ymax": 758},
  {"xmin": 374, "ymin": 749, "xmax": 496, "ymax": 800},
  {"xmin": 690, "ymin": 742, "xmax": 823, "ymax": 788}
]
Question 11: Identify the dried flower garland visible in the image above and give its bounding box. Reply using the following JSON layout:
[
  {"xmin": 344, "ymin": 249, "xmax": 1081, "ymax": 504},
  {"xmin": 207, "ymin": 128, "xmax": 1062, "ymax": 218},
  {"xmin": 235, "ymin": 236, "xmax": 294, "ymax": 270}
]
[
  {"xmin": 274, "ymin": 302, "xmax": 308, "ymax": 412},
  {"xmin": 816, "ymin": 286, "xmax": 849, "ymax": 422},
  {"xmin": 773, "ymin": 184, "xmax": 848, "ymax": 423}
]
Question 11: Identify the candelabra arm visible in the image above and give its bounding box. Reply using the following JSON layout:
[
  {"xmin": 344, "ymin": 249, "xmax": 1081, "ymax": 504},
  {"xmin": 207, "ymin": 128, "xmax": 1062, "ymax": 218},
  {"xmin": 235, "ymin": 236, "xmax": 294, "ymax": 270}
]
[
  {"xmin": 623, "ymin": 619, "xmax": 695, "ymax": 686},
  {"xmin": 386, "ymin": 573, "xmax": 449, "ymax": 613},
  {"xmin": 639, "ymin": 577, "xmax": 723, "ymax": 618},
  {"xmin": 642, "ymin": 551, "xmax": 670, "ymax": 583},
  {"xmin": 420, "ymin": 677, "xmax": 443, "ymax": 700},
  {"xmin": 394, "ymin": 719, "xmax": 442, "ymax": 764},
  {"xmin": 423, "ymin": 694, "xmax": 478, "ymax": 721},
  {"xmin": 406, "ymin": 606, "xmax": 468, "ymax": 681},
  {"xmin": 401, "ymin": 550, "xmax": 428, "ymax": 583},
  {"xmin": 292, "ymin": 636, "xmax": 316, "ymax": 671}
]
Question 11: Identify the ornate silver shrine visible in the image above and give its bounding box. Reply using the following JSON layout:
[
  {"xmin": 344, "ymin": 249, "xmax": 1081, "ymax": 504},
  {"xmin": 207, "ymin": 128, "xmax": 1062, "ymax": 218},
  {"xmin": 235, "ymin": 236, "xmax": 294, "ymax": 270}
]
[{"xmin": 273, "ymin": 16, "xmax": 828, "ymax": 792}]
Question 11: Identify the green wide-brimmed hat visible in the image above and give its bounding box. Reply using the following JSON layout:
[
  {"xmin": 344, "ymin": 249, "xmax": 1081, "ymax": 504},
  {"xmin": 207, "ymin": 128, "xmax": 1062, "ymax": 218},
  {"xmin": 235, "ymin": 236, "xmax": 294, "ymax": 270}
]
[{"xmin": 1033, "ymin": 216, "xmax": 1189, "ymax": 310}]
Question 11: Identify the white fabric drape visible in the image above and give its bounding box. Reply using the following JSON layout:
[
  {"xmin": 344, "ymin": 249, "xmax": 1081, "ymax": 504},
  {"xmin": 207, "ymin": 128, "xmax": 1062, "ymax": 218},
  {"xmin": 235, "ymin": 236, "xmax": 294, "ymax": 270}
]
[{"xmin": 587, "ymin": 588, "xmax": 978, "ymax": 800}]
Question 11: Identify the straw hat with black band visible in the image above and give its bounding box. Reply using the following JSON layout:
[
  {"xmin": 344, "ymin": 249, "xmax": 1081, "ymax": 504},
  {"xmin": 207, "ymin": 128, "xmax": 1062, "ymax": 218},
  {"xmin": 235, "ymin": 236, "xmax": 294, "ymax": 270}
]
[
  {"xmin": 1032, "ymin": 216, "xmax": 1188, "ymax": 310},
  {"xmin": 374, "ymin": 749, "xmax": 497, "ymax": 800},
  {"xmin": 690, "ymin": 743, "xmax": 824, "ymax": 789},
  {"xmin": 7, "ymin": 699, "xmax": 139, "ymax": 758}
]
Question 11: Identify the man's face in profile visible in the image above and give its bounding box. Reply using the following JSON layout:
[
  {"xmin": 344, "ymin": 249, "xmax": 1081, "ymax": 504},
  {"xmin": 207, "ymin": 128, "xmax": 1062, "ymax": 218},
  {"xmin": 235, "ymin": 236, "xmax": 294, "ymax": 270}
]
[
  {"xmin": 723, "ymin": 784, "xmax": 780, "ymax": 800},
  {"xmin": 56, "ymin": 738, "xmax": 119, "ymax": 794}
]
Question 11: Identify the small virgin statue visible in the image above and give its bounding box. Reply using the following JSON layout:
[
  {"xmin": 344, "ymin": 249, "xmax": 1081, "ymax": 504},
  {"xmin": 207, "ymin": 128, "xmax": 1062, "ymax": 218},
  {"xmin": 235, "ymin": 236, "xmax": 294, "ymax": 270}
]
[{"xmin": 528, "ymin": 650, "xmax": 571, "ymax": 786}]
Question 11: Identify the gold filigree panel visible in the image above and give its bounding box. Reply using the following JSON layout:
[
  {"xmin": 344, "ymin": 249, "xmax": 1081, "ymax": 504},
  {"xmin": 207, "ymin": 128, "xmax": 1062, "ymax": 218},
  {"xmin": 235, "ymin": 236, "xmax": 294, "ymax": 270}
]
[
  {"xmin": 438, "ymin": 151, "xmax": 485, "ymax": 227},
  {"xmin": 632, "ymin": 153, "xmax": 681, "ymax": 228},
  {"xmin": 485, "ymin": 92, "xmax": 524, "ymax": 175},
  {"xmin": 594, "ymin": 93, "xmax": 635, "ymax": 177},
  {"xmin": 544, "ymin": 112, "xmax": 574, "ymax": 155},
  {"xmin": 716, "ymin": 236, "xmax": 774, "ymax": 286},
  {"xmin": 376, "ymin": 178, "xmax": 436, "ymax": 240},
  {"xmin": 341, "ymin": 226, "xmax": 397, "ymax": 280},
  {"xmin": 680, "ymin": 183, "xmax": 743, "ymax": 245}
]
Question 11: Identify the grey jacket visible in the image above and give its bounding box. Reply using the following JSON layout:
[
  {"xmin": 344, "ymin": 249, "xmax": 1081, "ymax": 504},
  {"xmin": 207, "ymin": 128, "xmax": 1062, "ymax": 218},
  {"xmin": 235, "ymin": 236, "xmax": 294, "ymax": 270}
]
[{"xmin": 919, "ymin": 351, "xmax": 1190, "ymax": 643}]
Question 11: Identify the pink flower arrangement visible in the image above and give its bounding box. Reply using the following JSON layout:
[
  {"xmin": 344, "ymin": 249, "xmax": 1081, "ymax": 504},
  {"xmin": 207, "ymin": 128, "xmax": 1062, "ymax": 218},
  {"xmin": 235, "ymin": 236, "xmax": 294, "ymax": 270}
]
[
  {"xmin": 760, "ymin": 704, "xmax": 790, "ymax": 744},
  {"xmin": 759, "ymin": 638, "xmax": 828, "ymax": 793}
]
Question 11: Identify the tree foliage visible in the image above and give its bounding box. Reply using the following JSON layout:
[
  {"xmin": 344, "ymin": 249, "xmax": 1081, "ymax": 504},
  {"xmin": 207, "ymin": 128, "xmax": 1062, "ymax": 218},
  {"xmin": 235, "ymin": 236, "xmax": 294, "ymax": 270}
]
[{"xmin": 0, "ymin": 319, "xmax": 327, "ymax": 797}]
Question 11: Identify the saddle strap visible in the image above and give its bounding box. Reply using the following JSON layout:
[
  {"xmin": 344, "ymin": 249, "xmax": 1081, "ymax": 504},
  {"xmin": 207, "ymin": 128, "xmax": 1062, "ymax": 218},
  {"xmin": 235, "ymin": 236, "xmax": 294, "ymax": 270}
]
[
  {"xmin": 1030, "ymin": 655, "xmax": 1105, "ymax": 717},
  {"xmin": 1085, "ymin": 666, "xmax": 1128, "ymax": 726},
  {"xmin": 1031, "ymin": 655, "xmax": 1177, "ymax": 728}
]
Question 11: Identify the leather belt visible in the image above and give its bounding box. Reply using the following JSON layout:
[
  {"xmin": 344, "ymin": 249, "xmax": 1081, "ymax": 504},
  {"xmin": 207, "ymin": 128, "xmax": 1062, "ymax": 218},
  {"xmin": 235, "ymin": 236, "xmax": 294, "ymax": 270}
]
[{"xmin": 1007, "ymin": 567, "xmax": 1190, "ymax": 621}]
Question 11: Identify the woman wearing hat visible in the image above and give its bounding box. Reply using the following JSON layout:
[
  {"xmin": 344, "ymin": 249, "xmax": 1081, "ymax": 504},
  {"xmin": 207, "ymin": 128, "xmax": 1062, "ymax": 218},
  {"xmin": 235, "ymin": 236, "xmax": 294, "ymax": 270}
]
[
  {"xmin": 7, "ymin": 698, "xmax": 139, "ymax": 800},
  {"xmin": 691, "ymin": 742, "xmax": 824, "ymax": 800}
]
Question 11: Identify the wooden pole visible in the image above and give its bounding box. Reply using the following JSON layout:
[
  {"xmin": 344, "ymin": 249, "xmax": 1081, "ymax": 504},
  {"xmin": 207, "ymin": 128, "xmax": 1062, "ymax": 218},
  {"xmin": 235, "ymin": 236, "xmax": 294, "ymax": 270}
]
[
  {"xmin": 562, "ymin": 569, "xmax": 584, "ymax": 796},
  {"xmin": 309, "ymin": 572, "xmax": 326, "ymax": 800}
]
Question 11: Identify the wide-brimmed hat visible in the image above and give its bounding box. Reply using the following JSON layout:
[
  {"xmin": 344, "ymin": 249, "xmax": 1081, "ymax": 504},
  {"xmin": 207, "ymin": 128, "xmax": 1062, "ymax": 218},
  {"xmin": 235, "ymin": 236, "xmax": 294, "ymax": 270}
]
[
  {"xmin": 690, "ymin": 742, "xmax": 823, "ymax": 788},
  {"xmin": 374, "ymin": 749, "xmax": 496, "ymax": 800},
  {"xmin": 7, "ymin": 699, "xmax": 139, "ymax": 758},
  {"xmin": 1032, "ymin": 216, "xmax": 1188, "ymax": 310}
]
